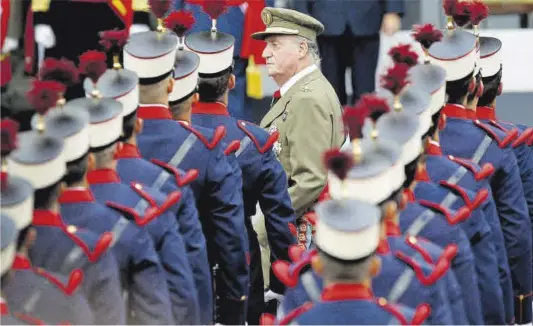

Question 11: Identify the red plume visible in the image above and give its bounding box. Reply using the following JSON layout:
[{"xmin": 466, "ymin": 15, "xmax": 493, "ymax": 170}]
[
  {"xmin": 469, "ymin": 0, "xmax": 489, "ymax": 26},
  {"xmin": 39, "ymin": 58, "xmax": 79, "ymax": 87},
  {"xmin": 149, "ymin": 0, "xmax": 172, "ymax": 19},
  {"xmin": 358, "ymin": 94, "xmax": 391, "ymax": 123},
  {"xmin": 99, "ymin": 29, "xmax": 129, "ymax": 54},
  {"xmin": 388, "ymin": 44, "xmax": 419, "ymax": 67},
  {"xmin": 201, "ymin": 0, "xmax": 229, "ymax": 20},
  {"xmin": 412, "ymin": 24, "xmax": 443, "ymax": 50},
  {"xmin": 1, "ymin": 119, "xmax": 20, "ymax": 157},
  {"xmin": 452, "ymin": 1, "xmax": 471, "ymax": 27},
  {"xmin": 342, "ymin": 105, "xmax": 369, "ymax": 140},
  {"xmin": 164, "ymin": 10, "xmax": 196, "ymax": 37},
  {"xmin": 380, "ymin": 63, "xmax": 410, "ymax": 96},
  {"xmin": 26, "ymin": 80, "xmax": 65, "ymax": 115},
  {"xmin": 442, "ymin": 0, "xmax": 457, "ymax": 16},
  {"xmin": 323, "ymin": 149, "xmax": 354, "ymax": 181},
  {"xmin": 78, "ymin": 51, "xmax": 108, "ymax": 84}
]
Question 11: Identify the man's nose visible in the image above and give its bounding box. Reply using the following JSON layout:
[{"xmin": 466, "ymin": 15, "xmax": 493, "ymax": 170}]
[{"xmin": 262, "ymin": 46, "xmax": 271, "ymax": 59}]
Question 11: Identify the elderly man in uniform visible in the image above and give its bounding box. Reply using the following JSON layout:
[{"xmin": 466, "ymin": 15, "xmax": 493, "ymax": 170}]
[{"xmin": 250, "ymin": 7, "xmax": 344, "ymax": 309}]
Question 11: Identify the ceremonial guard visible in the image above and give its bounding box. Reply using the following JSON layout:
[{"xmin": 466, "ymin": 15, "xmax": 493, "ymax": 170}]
[
  {"xmin": 64, "ymin": 55, "xmax": 199, "ymax": 325},
  {"xmin": 252, "ymin": 7, "xmax": 344, "ymax": 244},
  {"xmin": 0, "ymin": 121, "xmax": 94, "ymax": 325},
  {"xmin": 429, "ymin": 2, "xmax": 532, "ymax": 322},
  {"xmin": 273, "ymin": 198, "xmax": 431, "ymax": 325},
  {"xmin": 125, "ymin": 5, "xmax": 249, "ymax": 324},
  {"xmin": 85, "ymin": 28, "xmax": 212, "ymax": 323},
  {"xmin": 185, "ymin": 5, "xmax": 297, "ymax": 322}
]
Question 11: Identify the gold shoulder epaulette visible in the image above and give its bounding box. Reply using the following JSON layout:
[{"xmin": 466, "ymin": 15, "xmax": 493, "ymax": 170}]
[
  {"xmin": 31, "ymin": 0, "xmax": 51, "ymax": 12},
  {"xmin": 132, "ymin": 0, "xmax": 150, "ymax": 12}
]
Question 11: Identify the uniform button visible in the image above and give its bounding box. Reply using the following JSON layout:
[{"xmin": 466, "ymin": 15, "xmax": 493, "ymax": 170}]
[
  {"xmin": 25, "ymin": 56, "xmax": 31, "ymax": 64},
  {"xmin": 407, "ymin": 236, "xmax": 417, "ymax": 244},
  {"xmin": 240, "ymin": 121, "xmax": 246, "ymax": 126},
  {"xmin": 449, "ymin": 155, "xmax": 455, "ymax": 160},
  {"xmin": 240, "ymin": 295, "xmax": 247, "ymax": 301},
  {"xmin": 66, "ymin": 225, "xmax": 77, "ymax": 234},
  {"xmin": 377, "ymin": 297, "xmax": 387, "ymax": 306},
  {"xmin": 134, "ymin": 183, "xmax": 142, "ymax": 190}
]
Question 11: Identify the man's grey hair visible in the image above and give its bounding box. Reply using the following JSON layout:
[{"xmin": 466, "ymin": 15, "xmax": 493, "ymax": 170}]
[
  {"xmin": 293, "ymin": 36, "xmax": 321, "ymax": 67},
  {"xmin": 93, "ymin": 145, "xmax": 116, "ymax": 169},
  {"xmin": 318, "ymin": 251, "xmax": 373, "ymax": 283}
]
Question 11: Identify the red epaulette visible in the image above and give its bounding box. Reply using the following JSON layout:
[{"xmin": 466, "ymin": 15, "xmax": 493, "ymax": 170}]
[
  {"xmin": 272, "ymin": 248, "xmax": 317, "ymax": 288},
  {"xmin": 277, "ymin": 302, "xmax": 314, "ymax": 325},
  {"xmin": 237, "ymin": 120, "xmax": 279, "ymax": 154},
  {"xmin": 415, "ymin": 237, "xmax": 458, "ymax": 262},
  {"xmin": 447, "ymin": 155, "xmax": 494, "ymax": 181},
  {"xmin": 473, "ymin": 120, "xmax": 518, "ymax": 148},
  {"xmin": 33, "ymin": 267, "xmax": 84, "ymax": 296},
  {"xmin": 418, "ymin": 199, "xmax": 471, "ymax": 225},
  {"xmin": 512, "ymin": 127, "xmax": 533, "ymax": 148},
  {"xmin": 528, "ymin": 132, "xmax": 533, "ymax": 147},
  {"xmin": 224, "ymin": 140, "xmax": 241, "ymax": 156},
  {"xmin": 405, "ymin": 236, "xmax": 458, "ymax": 265},
  {"xmin": 150, "ymin": 159, "xmax": 199, "ymax": 187},
  {"xmin": 439, "ymin": 181, "xmax": 489, "ymax": 210},
  {"xmin": 395, "ymin": 249, "xmax": 450, "ymax": 286},
  {"xmin": 179, "ymin": 121, "xmax": 226, "ymax": 150},
  {"xmin": 288, "ymin": 244, "xmax": 306, "ymax": 262},
  {"xmin": 63, "ymin": 227, "xmax": 113, "ymax": 263},
  {"xmin": 106, "ymin": 182, "xmax": 181, "ymax": 226},
  {"xmin": 376, "ymin": 300, "xmax": 431, "ymax": 326}
]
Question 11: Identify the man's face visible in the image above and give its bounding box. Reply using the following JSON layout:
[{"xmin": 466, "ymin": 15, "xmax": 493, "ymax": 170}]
[{"xmin": 262, "ymin": 35, "xmax": 301, "ymax": 79}]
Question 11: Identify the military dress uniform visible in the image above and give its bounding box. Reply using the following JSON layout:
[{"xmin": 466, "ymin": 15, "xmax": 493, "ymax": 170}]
[
  {"xmin": 186, "ymin": 18, "xmax": 297, "ymax": 322},
  {"xmin": 428, "ymin": 18, "xmax": 532, "ymax": 323},
  {"xmin": 123, "ymin": 21, "xmax": 249, "ymax": 325},
  {"xmin": 30, "ymin": 99, "xmax": 174, "ymax": 324},
  {"xmin": 63, "ymin": 88, "xmax": 198, "ymax": 325},
  {"xmin": 252, "ymin": 7, "xmax": 345, "ymax": 220},
  {"xmin": 83, "ymin": 53, "xmax": 212, "ymax": 324},
  {"xmin": 279, "ymin": 199, "xmax": 431, "ymax": 325}
]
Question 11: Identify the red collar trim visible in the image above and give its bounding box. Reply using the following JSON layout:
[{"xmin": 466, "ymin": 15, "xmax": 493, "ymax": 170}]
[
  {"xmin": 12, "ymin": 254, "xmax": 32, "ymax": 270},
  {"xmin": 386, "ymin": 224, "xmax": 402, "ymax": 237},
  {"xmin": 477, "ymin": 106, "xmax": 496, "ymax": 120},
  {"xmin": 465, "ymin": 110, "xmax": 476, "ymax": 120},
  {"xmin": 442, "ymin": 104, "xmax": 467, "ymax": 120},
  {"xmin": 403, "ymin": 189, "xmax": 416, "ymax": 203},
  {"xmin": 426, "ymin": 140, "xmax": 443, "ymax": 156},
  {"xmin": 87, "ymin": 169, "xmax": 121, "ymax": 184},
  {"xmin": 138, "ymin": 105, "xmax": 172, "ymax": 120},
  {"xmin": 59, "ymin": 188, "xmax": 95, "ymax": 204},
  {"xmin": 0, "ymin": 301, "xmax": 8, "ymax": 316},
  {"xmin": 32, "ymin": 210, "xmax": 65, "ymax": 228},
  {"xmin": 321, "ymin": 283, "xmax": 373, "ymax": 301},
  {"xmin": 192, "ymin": 102, "xmax": 230, "ymax": 116},
  {"xmin": 115, "ymin": 143, "xmax": 142, "ymax": 159},
  {"xmin": 376, "ymin": 238, "xmax": 390, "ymax": 254}
]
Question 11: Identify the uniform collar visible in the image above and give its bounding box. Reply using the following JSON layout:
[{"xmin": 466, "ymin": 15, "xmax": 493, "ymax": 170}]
[
  {"xmin": 12, "ymin": 254, "xmax": 32, "ymax": 270},
  {"xmin": 376, "ymin": 238, "xmax": 390, "ymax": 254},
  {"xmin": 115, "ymin": 143, "xmax": 142, "ymax": 159},
  {"xmin": 442, "ymin": 104, "xmax": 468, "ymax": 120},
  {"xmin": 0, "ymin": 297, "xmax": 8, "ymax": 315},
  {"xmin": 192, "ymin": 102, "xmax": 230, "ymax": 116},
  {"xmin": 477, "ymin": 106, "xmax": 496, "ymax": 120},
  {"xmin": 403, "ymin": 189, "xmax": 416, "ymax": 203},
  {"xmin": 59, "ymin": 188, "xmax": 95, "ymax": 204},
  {"xmin": 87, "ymin": 169, "xmax": 121, "ymax": 184},
  {"xmin": 465, "ymin": 110, "xmax": 476, "ymax": 120},
  {"xmin": 280, "ymin": 64, "xmax": 317, "ymax": 96},
  {"xmin": 426, "ymin": 140, "xmax": 443, "ymax": 156},
  {"xmin": 138, "ymin": 104, "xmax": 172, "ymax": 120},
  {"xmin": 321, "ymin": 283, "xmax": 373, "ymax": 301},
  {"xmin": 32, "ymin": 209, "xmax": 65, "ymax": 228}
]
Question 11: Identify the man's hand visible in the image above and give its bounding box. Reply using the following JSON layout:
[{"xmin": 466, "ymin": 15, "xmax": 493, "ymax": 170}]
[
  {"xmin": 381, "ymin": 12, "xmax": 401, "ymax": 36},
  {"xmin": 2, "ymin": 37, "xmax": 18, "ymax": 53}
]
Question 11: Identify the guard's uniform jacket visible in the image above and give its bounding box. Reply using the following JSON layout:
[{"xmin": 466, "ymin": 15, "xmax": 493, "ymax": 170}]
[
  {"xmin": 413, "ymin": 181, "xmax": 505, "ymax": 324},
  {"xmin": 28, "ymin": 209, "xmax": 124, "ymax": 325},
  {"xmin": 87, "ymin": 168, "xmax": 199, "ymax": 325},
  {"xmin": 424, "ymin": 141, "xmax": 514, "ymax": 321},
  {"xmin": 192, "ymin": 102, "xmax": 297, "ymax": 296},
  {"xmin": 3, "ymin": 255, "xmax": 94, "ymax": 325},
  {"xmin": 137, "ymin": 104, "xmax": 249, "ymax": 324},
  {"xmin": 58, "ymin": 188, "xmax": 174, "ymax": 325},
  {"xmin": 115, "ymin": 142, "xmax": 212, "ymax": 322},
  {"xmin": 439, "ymin": 104, "xmax": 533, "ymax": 324},
  {"xmin": 280, "ymin": 283, "xmax": 428, "ymax": 326},
  {"xmin": 399, "ymin": 199, "xmax": 483, "ymax": 324}
]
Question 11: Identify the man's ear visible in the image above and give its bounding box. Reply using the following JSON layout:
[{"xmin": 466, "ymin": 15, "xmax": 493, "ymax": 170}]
[
  {"xmin": 370, "ymin": 256, "xmax": 382, "ymax": 277},
  {"xmin": 23, "ymin": 227, "xmax": 37, "ymax": 251},
  {"xmin": 135, "ymin": 117, "xmax": 143, "ymax": 134},
  {"xmin": 87, "ymin": 153, "xmax": 95, "ymax": 172},
  {"xmin": 167, "ymin": 77, "xmax": 174, "ymax": 94},
  {"xmin": 299, "ymin": 40, "xmax": 309, "ymax": 59},
  {"xmin": 228, "ymin": 74, "xmax": 236, "ymax": 91},
  {"xmin": 192, "ymin": 92, "xmax": 199, "ymax": 105}
]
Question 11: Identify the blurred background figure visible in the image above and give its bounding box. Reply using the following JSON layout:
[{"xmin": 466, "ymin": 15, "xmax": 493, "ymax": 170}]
[{"xmin": 289, "ymin": 0, "xmax": 404, "ymax": 105}]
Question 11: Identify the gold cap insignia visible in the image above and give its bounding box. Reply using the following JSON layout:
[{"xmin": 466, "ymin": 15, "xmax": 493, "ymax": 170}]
[{"xmin": 262, "ymin": 10, "xmax": 273, "ymax": 26}]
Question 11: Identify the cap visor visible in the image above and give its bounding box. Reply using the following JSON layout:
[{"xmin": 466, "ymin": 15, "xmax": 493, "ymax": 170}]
[{"xmin": 251, "ymin": 27, "xmax": 300, "ymax": 40}]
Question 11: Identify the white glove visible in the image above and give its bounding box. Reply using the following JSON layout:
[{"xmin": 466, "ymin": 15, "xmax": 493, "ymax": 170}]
[
  {"xmin": 265, "ymin": 290, "xmax": 284, "ymax": 303},
  {"xmin": 129, "ymin": 24, "xmax": 150, "ymax": 35},
  {"xmin": 2, "ymin": 37, "xmax": 18, "ymax": 53},
  {"xmin": 35, "ymin": 24, "xmax": 55, "ymax": 49}
]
